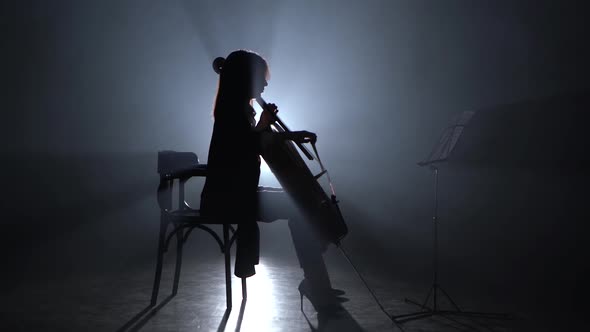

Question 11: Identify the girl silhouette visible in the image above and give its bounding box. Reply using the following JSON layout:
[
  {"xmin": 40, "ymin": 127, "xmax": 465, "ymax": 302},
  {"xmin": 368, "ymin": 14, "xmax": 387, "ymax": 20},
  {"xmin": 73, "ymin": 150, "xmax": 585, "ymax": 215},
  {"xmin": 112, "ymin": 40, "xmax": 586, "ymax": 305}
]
[{"xmin": 201, "ymin": 50, "xmax": 344, "ymax": 312}]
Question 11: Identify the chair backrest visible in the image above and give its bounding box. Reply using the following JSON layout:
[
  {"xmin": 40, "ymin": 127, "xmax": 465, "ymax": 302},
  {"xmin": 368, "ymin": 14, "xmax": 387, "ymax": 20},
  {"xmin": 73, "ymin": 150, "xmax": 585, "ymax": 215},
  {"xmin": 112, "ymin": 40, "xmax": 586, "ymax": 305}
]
[
  {"xmin": 157, "ymin": 151, "xmax": 202, "ymax": 212},
  {"xmin": 158, "ymin": 150, "xmax": 199, "ymax": 175}
]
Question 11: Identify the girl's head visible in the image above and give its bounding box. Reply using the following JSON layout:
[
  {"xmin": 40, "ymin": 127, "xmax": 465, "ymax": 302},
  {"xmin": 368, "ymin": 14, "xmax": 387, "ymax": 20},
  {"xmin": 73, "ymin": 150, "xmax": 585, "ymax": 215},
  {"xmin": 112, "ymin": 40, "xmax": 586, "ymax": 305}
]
[{"xmin": 213, "ymin": 50, "xmax": 269, "ymax": 114}]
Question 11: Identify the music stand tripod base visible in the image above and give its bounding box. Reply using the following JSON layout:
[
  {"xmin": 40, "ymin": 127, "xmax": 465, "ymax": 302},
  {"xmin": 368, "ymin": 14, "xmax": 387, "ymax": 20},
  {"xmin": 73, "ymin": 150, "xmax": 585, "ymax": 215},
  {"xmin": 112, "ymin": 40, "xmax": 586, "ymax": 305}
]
[
  {"xmin": 392, "ymin": 281, "xmax": 512, "ymax": 324},
  {"xmin": 391, "ymin": 162, "xmax": 512, "ymax": 325}
]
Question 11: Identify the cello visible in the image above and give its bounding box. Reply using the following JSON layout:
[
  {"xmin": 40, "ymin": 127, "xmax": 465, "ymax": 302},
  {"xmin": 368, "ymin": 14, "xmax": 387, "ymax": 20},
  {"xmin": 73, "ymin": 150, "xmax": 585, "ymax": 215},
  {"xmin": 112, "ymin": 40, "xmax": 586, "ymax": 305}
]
[{"xmin": 213, "ymin": 57, "xmax": 348, "ymax": 245}]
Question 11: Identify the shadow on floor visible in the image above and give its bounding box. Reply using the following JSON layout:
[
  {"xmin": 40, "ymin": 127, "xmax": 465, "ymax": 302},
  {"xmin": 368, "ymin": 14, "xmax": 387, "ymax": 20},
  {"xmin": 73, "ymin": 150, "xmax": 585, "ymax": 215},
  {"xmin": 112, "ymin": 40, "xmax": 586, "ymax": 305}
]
[
  {"xmin": 117, "ymin": 296, "xmax": 247, "ymax": 332},
  {"xmin": 302, "ymin": 306, "xmax": 365, "ymax": 332},
  {"xmin": 116, "ymin": 294, "xmax": 176, "ymax": 332}
]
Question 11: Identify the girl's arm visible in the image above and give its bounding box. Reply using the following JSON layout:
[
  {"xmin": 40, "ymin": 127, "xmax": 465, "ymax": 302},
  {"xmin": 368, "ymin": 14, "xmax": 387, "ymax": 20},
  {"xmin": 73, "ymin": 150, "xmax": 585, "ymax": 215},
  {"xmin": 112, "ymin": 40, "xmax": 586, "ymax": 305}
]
[{"xmin": 255, "ymin": 106, "xmax": 317, "ymax": 143}]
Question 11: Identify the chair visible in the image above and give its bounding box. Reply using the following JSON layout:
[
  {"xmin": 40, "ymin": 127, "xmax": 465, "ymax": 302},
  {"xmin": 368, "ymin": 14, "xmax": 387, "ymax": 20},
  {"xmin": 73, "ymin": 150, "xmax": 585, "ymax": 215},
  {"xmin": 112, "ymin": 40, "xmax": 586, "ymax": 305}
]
[{"xmin": 150, "ymin": 150, "xmax": 246, "ymax": 309}]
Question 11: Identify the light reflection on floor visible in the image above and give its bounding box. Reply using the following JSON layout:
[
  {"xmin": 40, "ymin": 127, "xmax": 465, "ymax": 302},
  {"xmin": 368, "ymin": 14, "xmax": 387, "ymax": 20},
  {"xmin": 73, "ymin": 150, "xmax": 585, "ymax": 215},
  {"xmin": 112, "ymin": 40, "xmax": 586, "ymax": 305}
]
[{"xmin": 236, "ymin": 262, "xmax": 279, "ymax": 332}]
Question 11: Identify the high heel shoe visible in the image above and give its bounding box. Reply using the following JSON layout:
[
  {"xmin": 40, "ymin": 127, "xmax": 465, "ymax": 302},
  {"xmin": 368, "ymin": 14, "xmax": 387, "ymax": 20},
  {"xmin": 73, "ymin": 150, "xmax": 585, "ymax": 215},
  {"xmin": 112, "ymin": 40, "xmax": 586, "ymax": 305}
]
[
  {"xmin": 297, "ymin": 279, "xmax": 346, "ymax": 296},
  {"xmin": 298, "ymin": 279, "xmax": 346, "ymax": 297},
  {"xmin": 298, "ymin": 280, "xmax": 348, "ymax": 313}
]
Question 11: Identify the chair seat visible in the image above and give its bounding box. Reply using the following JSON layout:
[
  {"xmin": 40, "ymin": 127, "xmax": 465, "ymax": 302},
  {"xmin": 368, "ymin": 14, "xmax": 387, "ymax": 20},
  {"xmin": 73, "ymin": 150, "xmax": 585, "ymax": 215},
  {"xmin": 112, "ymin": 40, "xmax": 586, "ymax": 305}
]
[{"xmin": 167, "ymin": 209, "xmax": 232, "ymax": 225}]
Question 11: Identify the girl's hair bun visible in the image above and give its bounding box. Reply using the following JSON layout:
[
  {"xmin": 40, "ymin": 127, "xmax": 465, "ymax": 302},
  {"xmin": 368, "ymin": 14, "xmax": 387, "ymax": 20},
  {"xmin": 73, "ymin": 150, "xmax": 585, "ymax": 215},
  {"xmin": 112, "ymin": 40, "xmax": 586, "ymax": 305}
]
[{"xmin": 212, "ymin": 57, "xmax": 225, "ymax": 74}]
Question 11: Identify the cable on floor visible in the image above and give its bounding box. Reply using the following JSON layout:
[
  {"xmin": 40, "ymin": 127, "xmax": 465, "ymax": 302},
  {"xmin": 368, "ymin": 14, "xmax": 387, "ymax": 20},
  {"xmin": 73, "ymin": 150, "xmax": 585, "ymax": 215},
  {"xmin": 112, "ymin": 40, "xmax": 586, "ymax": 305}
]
[{"xmin": 337, "ymin": 243, "xmax": 405, "ymax": 331}]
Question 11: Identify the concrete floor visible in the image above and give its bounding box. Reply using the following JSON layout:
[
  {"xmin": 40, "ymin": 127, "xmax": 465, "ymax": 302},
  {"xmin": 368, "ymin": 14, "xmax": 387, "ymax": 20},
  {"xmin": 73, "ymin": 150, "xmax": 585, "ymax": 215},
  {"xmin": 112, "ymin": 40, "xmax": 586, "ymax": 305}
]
[{"xmin": 1, "ymin": 242, "xmax": 540, "ymax": 332}]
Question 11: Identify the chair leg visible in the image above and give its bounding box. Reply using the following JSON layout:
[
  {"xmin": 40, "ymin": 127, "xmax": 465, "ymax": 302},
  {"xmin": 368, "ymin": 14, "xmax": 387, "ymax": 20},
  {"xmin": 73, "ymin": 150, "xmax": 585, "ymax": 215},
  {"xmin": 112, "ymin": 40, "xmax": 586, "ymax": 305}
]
[
  {"xmin": 151, "ymin": 215, "xmax": 168, "ymax": 306},
  {"xmin": 223, "ymin": 224, "xmax": 232, "ymax": 309},
  {"xmin": 172, "ymin": 225, "xmax": 184, "ymax": 296}
]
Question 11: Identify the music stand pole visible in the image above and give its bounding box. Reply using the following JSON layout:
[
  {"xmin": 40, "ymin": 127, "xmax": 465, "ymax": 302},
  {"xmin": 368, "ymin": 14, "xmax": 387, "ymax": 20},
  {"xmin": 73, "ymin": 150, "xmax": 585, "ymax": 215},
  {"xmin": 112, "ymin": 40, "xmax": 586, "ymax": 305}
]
[{"xmin": 391, "ymin": 163, "xmax": 461, "ymax": 320}]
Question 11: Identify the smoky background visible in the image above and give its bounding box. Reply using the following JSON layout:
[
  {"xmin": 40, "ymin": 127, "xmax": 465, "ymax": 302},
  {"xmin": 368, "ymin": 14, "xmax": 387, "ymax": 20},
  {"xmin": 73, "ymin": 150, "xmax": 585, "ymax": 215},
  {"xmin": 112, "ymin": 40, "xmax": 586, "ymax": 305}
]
[{"xmin": 2, "ymin": 0, "xmax": 588, "ymax": 319}]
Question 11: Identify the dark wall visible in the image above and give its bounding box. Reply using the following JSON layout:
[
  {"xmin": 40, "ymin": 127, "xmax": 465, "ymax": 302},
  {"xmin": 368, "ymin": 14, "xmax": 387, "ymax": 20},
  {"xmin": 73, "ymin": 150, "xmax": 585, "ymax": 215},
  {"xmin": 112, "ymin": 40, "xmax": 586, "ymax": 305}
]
[{"xmin": 433, "ymin": 93, "xmax": 590, "ymax": 314}]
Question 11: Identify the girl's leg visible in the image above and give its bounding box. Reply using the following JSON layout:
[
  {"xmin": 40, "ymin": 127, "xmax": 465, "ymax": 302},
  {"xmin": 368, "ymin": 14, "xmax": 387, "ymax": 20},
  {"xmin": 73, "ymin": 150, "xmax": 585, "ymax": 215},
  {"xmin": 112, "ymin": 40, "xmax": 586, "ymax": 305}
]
[
  {"xmin": 288, "ymin": 217, "xmax": 333, "ymax": 292},
  {"xmin": 234, "ymin": 220, "xmax": 259, "ymax": 278}
]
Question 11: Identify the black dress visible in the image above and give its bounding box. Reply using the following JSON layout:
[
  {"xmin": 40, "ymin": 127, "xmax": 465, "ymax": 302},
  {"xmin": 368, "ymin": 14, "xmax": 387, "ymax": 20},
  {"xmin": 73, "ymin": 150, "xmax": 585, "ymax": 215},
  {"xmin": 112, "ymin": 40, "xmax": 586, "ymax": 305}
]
[
  {"xmin": 201, "ymin": 101, "xmax": 261, "ymax": 277},
  {"xmin": 201, "ymin": 101, "xmax": 337, "ymax": 298}
]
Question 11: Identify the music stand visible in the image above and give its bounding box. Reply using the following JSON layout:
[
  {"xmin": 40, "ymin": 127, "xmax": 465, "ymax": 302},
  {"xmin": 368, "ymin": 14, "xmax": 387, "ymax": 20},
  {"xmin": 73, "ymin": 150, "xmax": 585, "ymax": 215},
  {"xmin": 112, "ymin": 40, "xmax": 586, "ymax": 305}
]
[{"xmin": 391, "ymin": 111, "xmax": 511, "ymax": 324}]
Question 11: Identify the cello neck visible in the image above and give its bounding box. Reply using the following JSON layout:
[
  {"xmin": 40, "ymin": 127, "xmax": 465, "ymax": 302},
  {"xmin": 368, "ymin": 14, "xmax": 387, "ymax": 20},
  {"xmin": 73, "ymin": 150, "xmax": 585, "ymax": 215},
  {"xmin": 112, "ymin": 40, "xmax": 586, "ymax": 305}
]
[{"xmin": 255, "ymin": 96, "xmax": 315, "ymax": 161}]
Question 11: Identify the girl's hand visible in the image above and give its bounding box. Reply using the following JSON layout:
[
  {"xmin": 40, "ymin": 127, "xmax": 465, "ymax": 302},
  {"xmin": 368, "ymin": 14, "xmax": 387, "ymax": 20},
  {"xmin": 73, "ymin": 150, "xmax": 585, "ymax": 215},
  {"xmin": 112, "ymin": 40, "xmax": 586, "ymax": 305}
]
[
  {"xmin": 290, "ymin": 130, "xmax": 317, "ymax": 144},
  {"xmin": 257, "ymin": 104, "xmax": 278, "ymax": 130}
]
